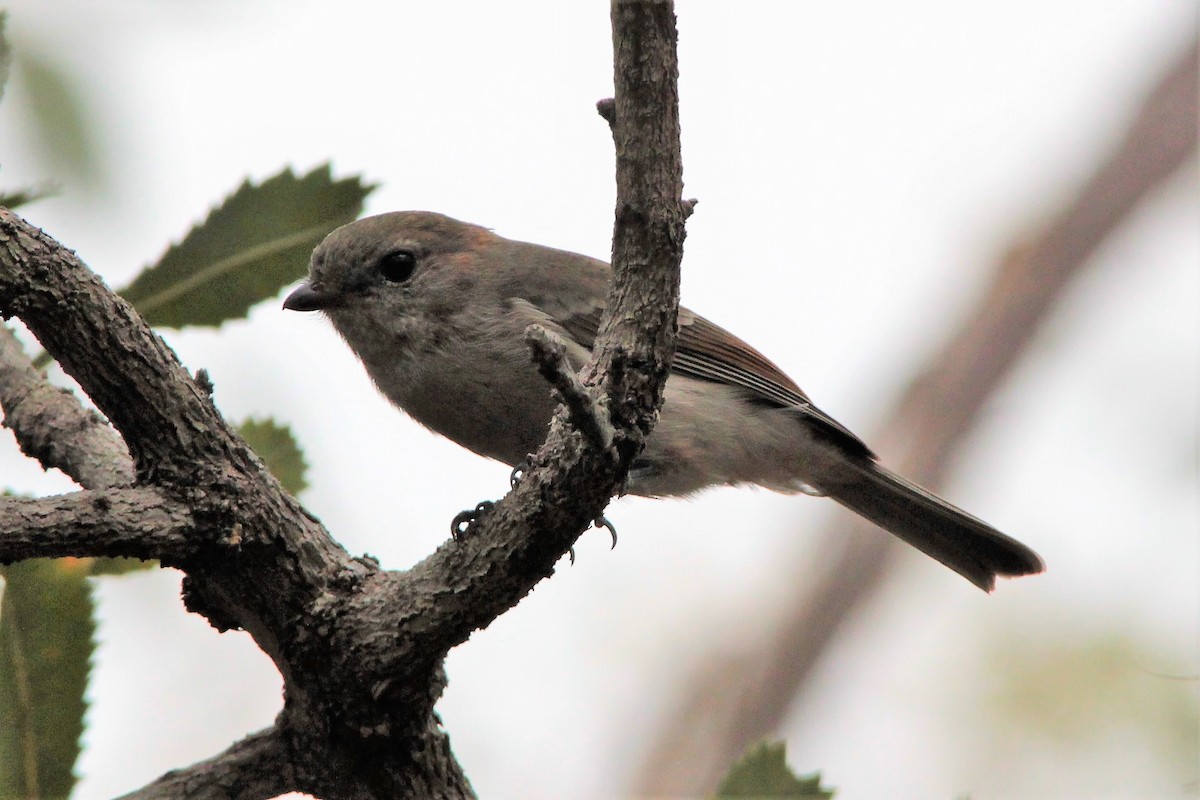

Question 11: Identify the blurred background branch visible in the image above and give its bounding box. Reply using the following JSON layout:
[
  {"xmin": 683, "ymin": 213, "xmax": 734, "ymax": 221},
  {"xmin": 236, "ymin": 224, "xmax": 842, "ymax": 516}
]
[
  {"xmin": 634, "ymin": 39, "xmax": 1198, "ymax": 798},
  {"xmin": 1, "ymin": 4, "xmax": 1191, "ymax": 796}
]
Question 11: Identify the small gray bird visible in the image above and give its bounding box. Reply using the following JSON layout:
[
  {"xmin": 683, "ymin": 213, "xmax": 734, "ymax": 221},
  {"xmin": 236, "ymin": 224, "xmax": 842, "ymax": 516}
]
[{"xmin": 284, "ymin": 211, "xmax": 1043, "ymax": 590}]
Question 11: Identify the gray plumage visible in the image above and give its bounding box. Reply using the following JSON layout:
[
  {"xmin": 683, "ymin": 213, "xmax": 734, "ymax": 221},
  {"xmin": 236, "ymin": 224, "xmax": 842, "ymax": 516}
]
[{"xmin": 285, "ymin": 211, "xmax": 1044, "ymax": 591}]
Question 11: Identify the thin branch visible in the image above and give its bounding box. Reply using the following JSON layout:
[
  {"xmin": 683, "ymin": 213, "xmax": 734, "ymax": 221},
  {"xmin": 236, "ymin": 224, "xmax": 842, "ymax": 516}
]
[
  {"xmin": 526, "ymin": 324, "xmax": 614, "ymax": 452},
  {"xmin": 0, "ymin": 487, "xmax": 196, "ymax": 565},
  {"xmin": 634, "ymin": 37, "xmax": 1199, "ymax": 799},
  {"xmin": 115, "ymin": 727, "xmax": 294, "ymax": 800},
  {"xmin": 595, "ymin": 0, "xmax": 686, "ymax": 428},
  {"xmin": 0, "ymin": 324, "xmax": 134, "ymax": 490}
]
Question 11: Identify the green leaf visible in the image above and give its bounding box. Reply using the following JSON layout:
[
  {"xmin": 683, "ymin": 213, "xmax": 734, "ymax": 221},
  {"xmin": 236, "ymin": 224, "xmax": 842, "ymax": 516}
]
[
  {"xmin": 87, "ymin": 557, "xmax": 155, "ymax": 576},
  {"xmin": 120, "ymin": 164, "xmax": 376, "ymax": 329},
  {"xmin": 715, "ymin": 741, "xmax": 834, "ymax": 800},
  {"xmin": 12, "ymin": 48, "xmax": 100, "ymax": 190},
  {"xmin": 0, "ymin": 559, "xmax": 95, "ymax": 800},
  {"xmin": 238, "ymin": 417, "xmax": 309, "ymax": 496},
  {"xmin": 0, "ymin": 12, "xmax": 11, "ymax": 104},
  {"xmin": 0, "ymin": 184, "xmax": 56, "ymax": 210}
]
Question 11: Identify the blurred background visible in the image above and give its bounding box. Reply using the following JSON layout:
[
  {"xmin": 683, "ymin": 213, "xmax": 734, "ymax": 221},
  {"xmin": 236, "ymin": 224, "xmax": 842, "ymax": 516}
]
[{"xmin": 0, "ymin": 1, "xmax": 1196, "ymax": 798}]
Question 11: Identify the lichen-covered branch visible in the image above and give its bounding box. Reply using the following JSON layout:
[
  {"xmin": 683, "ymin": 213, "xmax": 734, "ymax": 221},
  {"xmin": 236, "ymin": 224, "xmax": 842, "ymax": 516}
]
[
  {"xmin": 594, "ymin": 0, "xmax": 686, "ymax": 441},
  {"xmin": 0, "ymin": 216, "xmax": 245, "ymax": 487}
]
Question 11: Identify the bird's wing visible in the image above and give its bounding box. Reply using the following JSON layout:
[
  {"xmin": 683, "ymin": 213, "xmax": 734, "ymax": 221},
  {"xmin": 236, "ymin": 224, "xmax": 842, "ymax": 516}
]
[
  {"xmin": 672, "ymin": 310, "xmax": 811, "ymax": 406},
  {"xmin": 538, "ymin": 294, "xmax": 876, "ymax": 459}
]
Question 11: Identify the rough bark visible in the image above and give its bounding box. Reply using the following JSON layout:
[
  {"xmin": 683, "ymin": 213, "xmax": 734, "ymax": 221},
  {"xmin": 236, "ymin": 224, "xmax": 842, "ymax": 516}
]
[
  {"xmin": 0, "ymin": 488, "xmax": 195, "ymax": 564},
  {"xmin": 0, "ymin": 325, "xmax": 134, "ymax": 490},
  {"xmin": 115, "ymin": 729, "xmax": 292, "ymax": 800}
]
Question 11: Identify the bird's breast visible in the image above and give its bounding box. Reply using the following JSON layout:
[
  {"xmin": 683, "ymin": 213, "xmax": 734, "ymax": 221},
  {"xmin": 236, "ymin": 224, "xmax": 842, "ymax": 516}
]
[{"xmin": 361, "ymin": 328, "xmax": 558, "ymax": 467}]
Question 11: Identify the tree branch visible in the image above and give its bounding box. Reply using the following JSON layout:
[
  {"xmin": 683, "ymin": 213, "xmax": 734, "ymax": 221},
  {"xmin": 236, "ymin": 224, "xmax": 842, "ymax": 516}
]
[
  {"xmin": 0, "ymin": 487, "xmax": 195, "ymax": 565},
  {"xmin": 595, "ymin": 0, "xmax": 686, "ymax": 434},
  {"xmin": 0, "ymin": 324, "xmax": 134, "ymax": 490},
  {"xmin": 0, "ymin": 0, "xmax": 692, "ymax": 794},
  {"xmin": 116, "ymin": 727, "xmax": 294, "ymax": 800},
  {"xmin": 1, "ymin": 2, "xmax": 687, "ymax": 797},
  {"xmin": 634, "ymin": 39, "xmax": 1199, "ymax": 797},
  {"xmin": 0, "ymin": 207, "xmax": 353, "ymax": 610},
  {"xmin": 0, "ymin": 217, "xmax": 248, "ymax": 486},
  {"xmin": 526, "ymin": 324, "xmax": 614, "ymax": 452}
]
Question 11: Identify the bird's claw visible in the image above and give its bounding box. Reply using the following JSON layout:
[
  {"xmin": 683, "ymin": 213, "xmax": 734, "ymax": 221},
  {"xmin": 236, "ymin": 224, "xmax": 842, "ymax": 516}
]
[
  {"xmin": 509, "ymin": 457, "xmax": 533, "ymax": 489},
  {"xmin": 565, "ymin": 515, "xmax": 618, "ymax": 566},
  {"xmin": 593, "ymin": 515, "xmax": 618, "ymax": 549},
  {"xmin": 451, "ymin": 458, "xmax": 536, "ymax": 540},
  {"xmin": 451, "ymin": 501, "xmax": 495, "ymax": 540}
]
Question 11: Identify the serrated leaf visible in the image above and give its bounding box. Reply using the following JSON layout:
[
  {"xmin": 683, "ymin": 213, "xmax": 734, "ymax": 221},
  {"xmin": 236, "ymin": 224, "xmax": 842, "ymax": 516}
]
[
  {"xmin": 715, "ymin": 741, "xmax": 834, "ymax": 799},
  {"xmin": 0, "ymin": 183, "xmax": 56, "ymax": 210},
  {"xmin": 0, "ymin": 559, "xmax": 95, "ymax": 800},
  {"xmin": 238, "ymin": 417, "xmax": 309, "ymax": 496},
  {"xmin": 13, "ymin": 48, "xmax": 99, "ymax": 190},
  {"xmin": 120, "ymin": 164, "xmax": 376, "ymax": 329}
]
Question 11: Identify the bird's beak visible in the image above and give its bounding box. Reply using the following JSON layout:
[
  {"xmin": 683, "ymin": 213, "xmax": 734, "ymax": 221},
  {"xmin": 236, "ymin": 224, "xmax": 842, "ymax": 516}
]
[{"xmin": 283, "ymin": 282, "xmax": 333, "ymax": 312}]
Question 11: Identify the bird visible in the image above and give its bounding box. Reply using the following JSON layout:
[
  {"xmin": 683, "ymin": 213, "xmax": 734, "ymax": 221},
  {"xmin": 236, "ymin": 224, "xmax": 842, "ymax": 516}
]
[{"xmin": 284, "ymin": 211, "xmax": 1044, "ymax": 591}]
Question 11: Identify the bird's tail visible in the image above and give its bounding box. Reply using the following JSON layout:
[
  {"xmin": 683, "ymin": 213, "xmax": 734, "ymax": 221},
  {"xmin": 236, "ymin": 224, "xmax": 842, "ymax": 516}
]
[{"xmin": 824, "ymin": 459, "xmax": 1044, "ymax": 591}]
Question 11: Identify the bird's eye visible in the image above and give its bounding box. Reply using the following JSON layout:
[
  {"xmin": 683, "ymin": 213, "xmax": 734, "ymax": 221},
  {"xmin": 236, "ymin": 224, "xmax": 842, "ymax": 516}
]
[{"xmin": 378, "ymin": 250, "xmax": 417, "ymax": 283}]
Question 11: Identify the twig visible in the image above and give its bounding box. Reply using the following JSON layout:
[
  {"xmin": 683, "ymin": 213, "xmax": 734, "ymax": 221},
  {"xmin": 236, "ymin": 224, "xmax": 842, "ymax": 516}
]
[
  {"xmin": 596, "ymin": 97, "xmax": 616, "ymax": 129},
  {"xmin": 526, "ymin": 324, "xmax": 614, "ymax": 452}
]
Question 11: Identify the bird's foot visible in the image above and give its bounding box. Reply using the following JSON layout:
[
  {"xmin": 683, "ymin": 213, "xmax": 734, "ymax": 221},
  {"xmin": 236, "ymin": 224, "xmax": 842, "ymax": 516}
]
[
  {"xmin": 451, "ymin": 501, "xmax": 495, "ymax": 540},
  {"xmin": 509, "ymin": 456, "xmax": 534, "ymax": 489}
]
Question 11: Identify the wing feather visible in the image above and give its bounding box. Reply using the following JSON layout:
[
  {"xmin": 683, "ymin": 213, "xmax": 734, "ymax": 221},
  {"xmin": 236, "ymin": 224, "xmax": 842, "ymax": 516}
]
[{"xmin": 529, "ymin": 293, "xmax": 875, "ymax": 459}]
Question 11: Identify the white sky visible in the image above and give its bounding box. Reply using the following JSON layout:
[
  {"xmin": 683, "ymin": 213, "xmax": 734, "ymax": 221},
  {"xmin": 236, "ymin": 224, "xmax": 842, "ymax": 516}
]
[{"xmin": 1, "ymin": 2, "xmax": 1197, "ymax": 799}]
